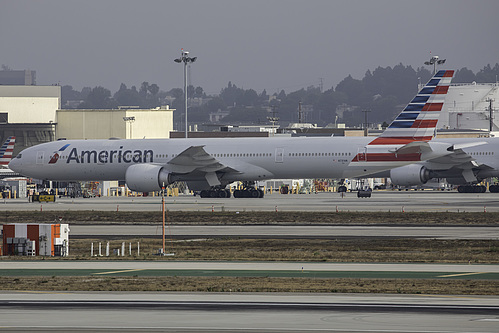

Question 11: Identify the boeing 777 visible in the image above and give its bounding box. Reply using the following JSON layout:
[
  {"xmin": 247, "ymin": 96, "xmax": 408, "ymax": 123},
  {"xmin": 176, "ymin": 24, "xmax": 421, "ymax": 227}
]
[
  {"xmin": 0, "ymin": 136, "xmax": 15, "ymax": 167},
  {"xmin": 0, "ymin": 136, "xmax": 21, "ymax": 179},
  {"xmin": 9, "ymin": 70, "xmax": 457, "ymax": 198},
  {"xmin": 370, "ymin": 136, "xmax": 499, "ymax": 193}
]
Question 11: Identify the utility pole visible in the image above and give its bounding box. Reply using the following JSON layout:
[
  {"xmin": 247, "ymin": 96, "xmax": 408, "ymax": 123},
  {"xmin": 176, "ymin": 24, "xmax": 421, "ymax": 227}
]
[
  {"xmin": 362, "ymin": 109, "xmax": 371, "ymax": 136},
  {"xmin": 487, "ymin": 98, "xmax": 495, "ymax": 132},
  {"xmin": 298, "ymin": 101, "xmax": 303, "ymax": 123}
]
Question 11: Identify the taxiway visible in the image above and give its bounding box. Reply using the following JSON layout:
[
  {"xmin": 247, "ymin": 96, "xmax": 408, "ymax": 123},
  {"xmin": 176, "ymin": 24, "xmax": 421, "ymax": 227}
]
[{"xmin": 3, "ymin": 191, "xmax": 499, "ymax": 212}]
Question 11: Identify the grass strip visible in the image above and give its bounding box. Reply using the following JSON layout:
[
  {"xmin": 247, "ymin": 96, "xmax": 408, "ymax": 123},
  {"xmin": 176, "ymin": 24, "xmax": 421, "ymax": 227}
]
[{"xmin": 2, "ymin": 276, "xmax": 498, "ymax": 295}]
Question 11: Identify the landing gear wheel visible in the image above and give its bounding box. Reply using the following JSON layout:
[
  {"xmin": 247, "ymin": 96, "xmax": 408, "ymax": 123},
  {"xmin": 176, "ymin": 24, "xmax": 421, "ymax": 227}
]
[
  {"xmin": 250, "ymin": 189, "xmax": 260, "ymax": 198},
  {"xmin": 490, "ymin": 185, "xmax": 499, "ymax": 193}
]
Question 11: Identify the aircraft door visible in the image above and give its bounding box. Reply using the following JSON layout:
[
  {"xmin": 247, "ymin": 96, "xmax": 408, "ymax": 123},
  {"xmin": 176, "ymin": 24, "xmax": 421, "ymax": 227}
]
[
  {"xmin": 275, "ymin": 148, "xmax": 284, "ymax": 163},
  {"xmin": 357, "ymin": 147, "xmax": 367, "ymax": 162},
  {"xmin": 36, "ymin": 151, "xmax": 45, "ymax": 165}
]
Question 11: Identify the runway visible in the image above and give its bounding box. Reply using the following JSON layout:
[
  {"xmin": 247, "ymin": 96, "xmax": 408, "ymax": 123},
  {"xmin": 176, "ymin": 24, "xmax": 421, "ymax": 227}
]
[
  {"xmin": 4, "ymin": 191, "xmax": 499, "ymax": 212},
  {"xmin": 69, "ymin": 224, "xmax": 499, "ymax": 240},
  {"xmin": 1, "ymin": 292, "xmax": 498, "ymax": 332},
  {"xmin": 1, "ymin": 261, "xmax": 499, "ymax": 279}
]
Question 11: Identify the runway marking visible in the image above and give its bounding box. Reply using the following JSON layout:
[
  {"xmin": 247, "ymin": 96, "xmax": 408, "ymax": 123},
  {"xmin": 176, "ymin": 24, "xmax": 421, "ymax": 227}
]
[
  {"xmin": 0, "ymin": 327, "xmax": 474, "ymax": 333},
  {"xmin": 14, "ymin": 291, "xmax": 70, "ymax": 294},
  {"xmin": 419, "ymin": 294, "xmax": 484, "ymax": 300},
  {"xmin": 92, "ymin": 269, "xmax": 145, "ymax": 275},
  {"xmin": 437, "ymin": 272, "xmax": 486, "ymax": 278}
]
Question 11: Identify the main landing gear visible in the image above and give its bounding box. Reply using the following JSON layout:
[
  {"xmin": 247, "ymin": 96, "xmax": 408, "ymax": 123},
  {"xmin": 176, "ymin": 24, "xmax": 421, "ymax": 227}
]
[
  {"xmin": 490, "ymin": 185, "xmax": 499, "ymax": 193},
  {"xmin": 199, "ymin": 188, "xmax": 231, "ymax": 198},
  {"xmin": 233, "ymin": 181, "xmax": 264, "ymax": 198},
  {"xmin": 198, "ymin": 182, "xmax": 265, "ymax": 199},
  {"xmin": 233, "ymin": 188, "xmax": 264, "ymax": 198},
  {"xmin": 457, "ymin": 185, "xmax": 487, "ymax": 193}
]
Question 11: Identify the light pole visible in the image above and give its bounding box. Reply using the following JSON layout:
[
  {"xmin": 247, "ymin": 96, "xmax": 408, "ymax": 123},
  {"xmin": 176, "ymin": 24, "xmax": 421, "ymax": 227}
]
[
  {"xmin": 123, "ymin": 116, "xmax": 135, "ymax": 139},
  {"xmin": 424, "ymin": 55, "xmax": 446, "ymax": 75},
  {"xmin": 267, "ymin": 105, "xmax": 279, "ymax": 136},
  {"xmin": 174, "ymin": 49, "xmax": 197, "ymax": 138}
]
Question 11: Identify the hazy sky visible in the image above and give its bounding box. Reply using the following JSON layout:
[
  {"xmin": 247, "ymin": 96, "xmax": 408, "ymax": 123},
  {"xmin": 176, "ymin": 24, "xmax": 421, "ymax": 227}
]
[{"xmin": 1, "ymin": 0, "xmax": 498, "ymax": 95}]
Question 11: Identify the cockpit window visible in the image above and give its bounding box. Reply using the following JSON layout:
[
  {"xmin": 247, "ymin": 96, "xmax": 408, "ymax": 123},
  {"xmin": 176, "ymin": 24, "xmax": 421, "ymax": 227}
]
[{"xmin": 16, "ymin": 154, "xmax": 22, "ymax": 159}]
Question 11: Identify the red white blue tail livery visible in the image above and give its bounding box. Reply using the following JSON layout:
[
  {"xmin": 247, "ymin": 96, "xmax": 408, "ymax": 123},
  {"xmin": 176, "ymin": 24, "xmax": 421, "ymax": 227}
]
[
  {"xmin": 371, "ymin": 70, "xmax": 454, "ymax": 145},
  {"xmin": 0, "ymin": 136, "xmax": 16, "ymax": 167},
  {"xmin": 348, "ymin": 70, "xmax": 454, "ymax": 173}
]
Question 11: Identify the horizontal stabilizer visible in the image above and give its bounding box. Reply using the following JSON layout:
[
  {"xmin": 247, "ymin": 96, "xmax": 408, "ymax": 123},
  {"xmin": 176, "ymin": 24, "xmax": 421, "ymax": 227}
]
[{"xmin": 390, "ymin": 141, "xmax": 432, "ymax": 155}]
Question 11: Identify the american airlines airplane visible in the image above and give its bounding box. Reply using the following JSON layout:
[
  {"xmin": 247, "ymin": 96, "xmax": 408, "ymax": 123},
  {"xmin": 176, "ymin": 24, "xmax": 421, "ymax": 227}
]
[
  {"xmin": 0, "ymin": 136, "xmax": 21, "ymax": 179},
  {"xmin": 372, "ymin": 136, "xmax": 499, "ymax": 193},
  {"xmin": 0, "ymin": 136, "xmax": 15, "ymax": 167},
  {"xmin": 9, "ymin": 70, "xmax": 460, "ymax": 198}
]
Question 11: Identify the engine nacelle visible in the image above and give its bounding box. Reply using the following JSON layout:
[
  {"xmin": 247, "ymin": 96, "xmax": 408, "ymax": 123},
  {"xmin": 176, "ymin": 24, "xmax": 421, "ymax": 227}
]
[
  {"xmin": 390, "ymin": 165, "xmax": 431, "ymax": 187},
  {"xmin": 125, "ymin": 164, "xmax": 172, "ymax": 192}
]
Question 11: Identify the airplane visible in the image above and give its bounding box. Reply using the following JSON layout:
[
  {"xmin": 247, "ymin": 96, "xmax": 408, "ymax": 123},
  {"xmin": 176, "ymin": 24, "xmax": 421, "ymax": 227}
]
[
  {"xmin": 9, "ymin": 70, "xmax": 457, "ymax": 198},
  {"xmin": 0, "ymin": 136, "xmax": 21, "ymax": 179},
  {"xmin": 0, "ymin": 136, "xmax": 15, "ymax": 167},
  {"xmin": 367, "ymin": 136, "xmax": 499, "ymax": 193}
]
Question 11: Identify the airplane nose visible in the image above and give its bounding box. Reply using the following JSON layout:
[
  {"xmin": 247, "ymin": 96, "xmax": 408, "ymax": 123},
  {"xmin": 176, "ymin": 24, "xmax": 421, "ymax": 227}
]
[{"xmin": 8, "ymin": 156, "xmax": 21, "ymax": 172}]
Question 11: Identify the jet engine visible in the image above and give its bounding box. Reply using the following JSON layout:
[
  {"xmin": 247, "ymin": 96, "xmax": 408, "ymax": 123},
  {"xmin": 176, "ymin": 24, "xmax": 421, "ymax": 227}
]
[
  {"xmin": 389, "ymin": 165, "xmax": 431, "ymax": 187},
  {"xmin": 125, "ymin": 164, "xmax": 172, "ymax": 192}
]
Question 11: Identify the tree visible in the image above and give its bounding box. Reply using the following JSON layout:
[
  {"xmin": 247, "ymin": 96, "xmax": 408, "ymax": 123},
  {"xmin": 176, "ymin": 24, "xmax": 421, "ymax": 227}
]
[
  {"xmin": 222, "ymin": 106, "xmax": 269, "ymax": 124},
  {"xmin": 61, "ymin": 85, "xmax": 82, "ymax": 107},
  {"xmin": 476, "ymin": 64, "xmax": 499, "ymax": 83},
  {"xmin": 194, "ymin": 86, "xmax": 204, "ymax": 98},
  {"xmin": 236, "ymin": 89, "xmax": 259, "ymax": 106},
  {"xmin": 316, "ymin": 88, "xmax": 346, "ymax": 124},
  {"xmin": 454, "ymin": 67, "xmax": 476, "ymax": 83},
  {"xmin": 139, "ymin": 82, "xmax": 149, "ymax": 99},
  {"xmin": 220, "ymin": 81, "xmax": 244, "ymax": 106},
  {"xmin": 148, "ymin": 84, "xmax": 159, "ymax": 96},
  {"xmin": 114, "ymin": 83, "xmax": 141, "ymax": 106},
  {"xmin": 79, "ymin": 86, "xmax": 116, "ymax": 109}
]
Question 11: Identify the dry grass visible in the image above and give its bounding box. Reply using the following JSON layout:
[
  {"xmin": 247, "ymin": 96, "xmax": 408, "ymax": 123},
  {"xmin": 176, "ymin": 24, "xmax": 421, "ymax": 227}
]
[
  {"xmin": 2, "ymin": 276, "xmax": 498, "ymax": 295},
  {"xmin": 59, "ymin": 238, "xmax": 499, "ymax": 264},
  {"xmin": 1, "ymin": 211, "xmax": 498, "ymax": 225}
]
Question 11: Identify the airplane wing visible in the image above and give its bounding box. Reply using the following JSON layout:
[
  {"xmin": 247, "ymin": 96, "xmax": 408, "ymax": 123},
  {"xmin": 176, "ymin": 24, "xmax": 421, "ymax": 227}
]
[
  {"xmin": 164, "ymin": 145, "xmax": 242, "ymax": 187},
  {"xmin": 165, "ymin": 145, "xmax": 238, "ymax": 174},
  {"xmin": 427, "ymin": 141, "xmax": 487, "ymax": 167},
  {"xmin": 425, "ymin": 141, "xmax": 491, "ymax": 182}
]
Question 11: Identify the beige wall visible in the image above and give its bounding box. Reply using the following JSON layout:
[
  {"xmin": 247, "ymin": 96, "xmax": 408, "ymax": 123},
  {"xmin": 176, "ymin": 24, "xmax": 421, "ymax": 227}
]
[
  {"xmin": 0, "ymin": 86, "xmax": 60, "ymax": 123},
  {"xmin": 56, "ymin": 107, "xmax": 174, "ymax": 140}
]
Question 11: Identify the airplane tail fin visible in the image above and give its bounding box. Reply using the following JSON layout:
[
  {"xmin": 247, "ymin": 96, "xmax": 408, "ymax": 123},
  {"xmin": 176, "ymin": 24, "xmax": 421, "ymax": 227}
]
[
  {"xmin": 0, "ymin": 136, "xmax": 16, "ymax": 167},
  {"xmin": 368, "ymin": 69, "xmax": 454, "ymax": 146},
  {"xmin": 349, "ymin": 70, "xmax": 454, "ymax": 171}
]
